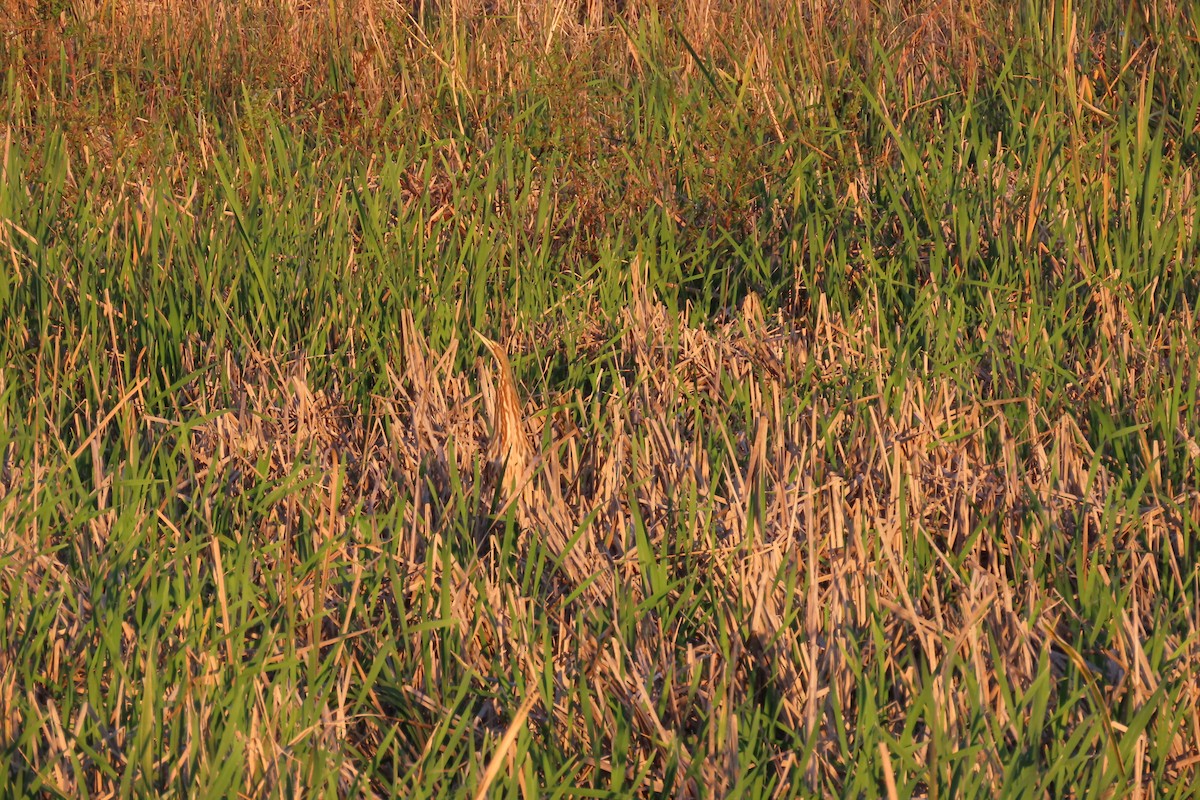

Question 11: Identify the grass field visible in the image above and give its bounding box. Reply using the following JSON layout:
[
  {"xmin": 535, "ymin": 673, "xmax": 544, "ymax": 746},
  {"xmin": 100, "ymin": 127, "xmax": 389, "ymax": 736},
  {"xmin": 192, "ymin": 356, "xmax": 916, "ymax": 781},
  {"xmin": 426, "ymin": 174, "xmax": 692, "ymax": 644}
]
[{"xmin": 2, "ymin": 0, "xmax": 1200, "ymax": 796}]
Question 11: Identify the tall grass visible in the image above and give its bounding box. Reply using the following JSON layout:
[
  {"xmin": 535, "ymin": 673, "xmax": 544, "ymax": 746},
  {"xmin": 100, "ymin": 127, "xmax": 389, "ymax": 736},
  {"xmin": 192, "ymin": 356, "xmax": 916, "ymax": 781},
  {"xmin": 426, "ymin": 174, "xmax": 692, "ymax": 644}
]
[{"xmin": 1, "ymin": 0, "xmax": 1199, "ymax": 796}]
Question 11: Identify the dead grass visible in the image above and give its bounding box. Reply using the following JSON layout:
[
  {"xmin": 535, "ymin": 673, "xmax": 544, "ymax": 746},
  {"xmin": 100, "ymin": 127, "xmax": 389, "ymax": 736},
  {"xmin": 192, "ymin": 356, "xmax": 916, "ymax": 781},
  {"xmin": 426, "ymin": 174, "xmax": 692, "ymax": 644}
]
[
  {"xmin": 3, "ymin": 0, "xmax": 1200, "ymax": 795},
  {"xmin": 7, "ymin": 277, "xmax": 1197, "ymax": 794}
]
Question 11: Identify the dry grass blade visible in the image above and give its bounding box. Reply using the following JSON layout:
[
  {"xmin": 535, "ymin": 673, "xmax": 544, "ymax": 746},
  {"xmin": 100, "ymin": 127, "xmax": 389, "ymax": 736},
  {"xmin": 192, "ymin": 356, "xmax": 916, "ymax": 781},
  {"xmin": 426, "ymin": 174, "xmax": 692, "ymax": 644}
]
[{"xmin": 472, "ymin": 690, "xmax": 539, "ymax": 800}]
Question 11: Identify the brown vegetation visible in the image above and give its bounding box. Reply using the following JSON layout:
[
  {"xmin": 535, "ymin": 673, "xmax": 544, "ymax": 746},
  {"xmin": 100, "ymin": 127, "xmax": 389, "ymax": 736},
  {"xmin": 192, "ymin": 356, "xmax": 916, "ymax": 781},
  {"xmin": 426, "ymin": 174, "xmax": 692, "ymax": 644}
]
[{"xmin": 3, "ymin": 0, "xmax": 1199, "ymax": 795}]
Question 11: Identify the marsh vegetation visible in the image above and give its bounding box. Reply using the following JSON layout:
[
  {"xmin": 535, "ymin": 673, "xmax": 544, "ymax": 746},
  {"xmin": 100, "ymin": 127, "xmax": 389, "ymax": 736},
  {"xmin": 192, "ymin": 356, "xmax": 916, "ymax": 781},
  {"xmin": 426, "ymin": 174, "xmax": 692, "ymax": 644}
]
[{"xmin": 1, "ymin": 0, "xmax": 1199, "ymax": 795}]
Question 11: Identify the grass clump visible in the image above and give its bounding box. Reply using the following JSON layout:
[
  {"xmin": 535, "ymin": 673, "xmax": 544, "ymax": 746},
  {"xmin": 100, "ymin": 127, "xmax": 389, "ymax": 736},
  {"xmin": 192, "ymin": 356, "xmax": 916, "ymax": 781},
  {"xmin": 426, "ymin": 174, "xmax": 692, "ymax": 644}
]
[{"xmin": 1, "ymin": 0, "xmax": 1199, "ymax": 796}]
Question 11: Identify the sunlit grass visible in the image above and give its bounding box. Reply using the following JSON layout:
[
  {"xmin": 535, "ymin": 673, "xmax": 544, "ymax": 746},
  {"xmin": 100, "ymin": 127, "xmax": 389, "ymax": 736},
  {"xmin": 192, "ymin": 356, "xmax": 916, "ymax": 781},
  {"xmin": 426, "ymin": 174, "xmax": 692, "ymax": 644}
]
[{"xmin": 1, "ymin": 0, "xmax": 1199, "ymax": 796}]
